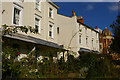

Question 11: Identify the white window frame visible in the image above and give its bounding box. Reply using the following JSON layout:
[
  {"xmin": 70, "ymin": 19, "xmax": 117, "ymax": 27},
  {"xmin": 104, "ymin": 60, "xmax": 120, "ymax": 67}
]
[
  {"xmin": 79, "ymin": 24, "xmax": 82, "ymax": 32},
  {"xmin": 49, "ymin": 24, "xmax": 54, "ymax": 38},
  {"xmin": 92, "ymin": 39, "xmax": 93, "ymax": 47},
  {"xmin": 35, "ymin": 18, "xmax": 39, "ymax": 33},
  {"xmin": 12, "ymin": 3, "xmax": 23, "ymax": 26},
  {"xmin": 86, "ymin": 37, "xmax": 88, "ymax": 46},
  {"xmin": 85, "ymin": 27, "xmax": 87, "ymax": 34},
  {"xmin": 57, "ymin": 27, "xmax": 59, "ymax": 34},
  {"xmin": 49, "ymin": 7, "xmax": 53, "ymax": 18},
  {"xmin": 35, "ymin": 17, "xmax": 41, "ymax": 34},
  {"xmin": 35, "ymin": 0, "xmax": 40, "ymax": 11},
  {"xmin": 79, "ymin": 35, "xmax": 82, "ymax": 44}
]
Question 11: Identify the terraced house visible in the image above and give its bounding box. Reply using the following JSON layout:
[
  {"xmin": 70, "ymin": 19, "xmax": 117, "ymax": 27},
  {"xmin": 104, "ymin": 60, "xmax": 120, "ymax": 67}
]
[{"xmin": 0, "ymin": 0, "xmax": 100, "ymax": 61}]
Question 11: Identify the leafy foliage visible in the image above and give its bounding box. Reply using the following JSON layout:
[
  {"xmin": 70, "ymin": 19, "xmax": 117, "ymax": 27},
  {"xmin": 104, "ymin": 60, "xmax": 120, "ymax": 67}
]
[
  {"xmin": 2, "ymin": 24, "xmax": 38, "ymax": 36},
  {"xmin": 110, "ymin": 16, "xmax": 120, "ymax": 54},
  {"xmin": 2, "ymin": 46, "xmax": 120, "ymax": 79}
]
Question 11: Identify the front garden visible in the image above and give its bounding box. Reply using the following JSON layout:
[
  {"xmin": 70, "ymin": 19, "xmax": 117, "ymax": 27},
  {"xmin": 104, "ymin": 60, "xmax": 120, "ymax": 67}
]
[{"xmin": 2, "ymin": 46, "xmax": 120, "ymax": 79}]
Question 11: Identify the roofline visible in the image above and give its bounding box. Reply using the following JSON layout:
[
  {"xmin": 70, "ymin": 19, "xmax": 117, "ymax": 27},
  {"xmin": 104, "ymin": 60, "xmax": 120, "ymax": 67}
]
[
  {"xmin": 77, "ymin": 21, "xmax": 99, "ymax": 33},
  {"xmin": 58, "ymin": 14, "xmax": 72, "ymax": 18},
  {"xmin": 47, "ymin": 0, "xmax": 60, "ymax": 9}
]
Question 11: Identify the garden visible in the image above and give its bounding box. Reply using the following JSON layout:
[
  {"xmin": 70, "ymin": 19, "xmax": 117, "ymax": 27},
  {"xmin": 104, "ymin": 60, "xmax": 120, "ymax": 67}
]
[{"xmin": 2, "ymin": 46, "xmax": 120, "ymax": 79}]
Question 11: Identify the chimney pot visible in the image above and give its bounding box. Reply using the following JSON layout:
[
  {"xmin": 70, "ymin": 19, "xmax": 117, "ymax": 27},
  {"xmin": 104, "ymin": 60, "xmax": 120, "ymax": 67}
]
[
  {"xmin": 77, "ymin": 16, "xmax": 83, "ymax": 23},
  {"xmin": 95, "ymin": 26, "xmax": 98, "ymax": 29},
  {"xmin": 72, "ymin": 10, "xmax": 76, "ymax": 17}
]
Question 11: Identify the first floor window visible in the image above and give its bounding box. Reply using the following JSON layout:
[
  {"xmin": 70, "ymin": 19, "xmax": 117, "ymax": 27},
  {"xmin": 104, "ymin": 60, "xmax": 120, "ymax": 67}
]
[
  {"xmin": 86, "ymin": 37, "xmax": 88, "ymax": 45},
  {"xmin": 85, "ymin": 27, "xmax": 87, "ymax": 34},
  {"xmin": 92, "ymin": 40, "xmax": 93, "ymax": 47},
  {"xmin": 35, "ymin": 18, "xmax": 40, "ymax": 33},
  {"xmin": 49, "ymin": 8, "xmax": 53, "ymax": 18},
  {"xmin": 79, "ymin": 35, "xmax": 82, "ymax": 44},
  {"xmin": 13, "ymin": 7, "xmax": 21, "ymax": 25},
  {"xmin": 57, "ymin": 27, "xmax": 59, "ymax": 34},
  {"xmin": 49, "ymin": 24, "xmax": 53, "ymax": 38}
]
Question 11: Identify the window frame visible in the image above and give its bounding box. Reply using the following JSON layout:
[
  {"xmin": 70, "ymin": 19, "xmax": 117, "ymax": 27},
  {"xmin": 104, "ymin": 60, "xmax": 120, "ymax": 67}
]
[
  {"xmin": 92, "ymin": 39, "xmax": 93, "ymax": 47},
  {"xmin": 49, "ymin": 7, "xmax": 53, "ymax": 18},
  {"xmin": 79, "ymin": 35, "xmax": 82, "ymax": 44},
  {"xmin": 57, "ymin": 27, "xmax": 59, "ymax": 34},
  {"xmin": 86, "ymin": 37, "xmax": 88, "ymax": 46},
  {"xmin": 35, "ymin": 17, "xmax": 41, "ymax": 34},
  {"xmin": 49, "ymin": 24, "xmax": 54, "ymax": 38},
  {"xmin": 13, "ymin": 3, "xmax": 23, "ymax": 26},
  {"xmin": 35, "ymin": 0, "xmax": 40, "ymax": 11}
]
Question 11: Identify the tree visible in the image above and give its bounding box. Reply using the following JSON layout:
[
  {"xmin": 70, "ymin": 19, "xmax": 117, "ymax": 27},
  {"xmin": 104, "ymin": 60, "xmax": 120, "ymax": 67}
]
[{"xmin": 110, "ymin": 16, "xmax": 120, "ymax": 54}]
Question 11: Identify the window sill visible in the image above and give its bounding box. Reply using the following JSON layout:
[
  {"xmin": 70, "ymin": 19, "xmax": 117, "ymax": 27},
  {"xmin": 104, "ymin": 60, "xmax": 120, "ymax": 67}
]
[
  {"xmin": 49, "ymin": 17, "xmax": 54, "ymax": 20},
  {"xmin": 12, "ymin": 24, "xmax": 23, "ymax": 26},
  {"xmin": 49, "ymin": 37, "xmax": 54, "ymax": 40},
  {"xmin": 35, "ymin": 8, "xmax": 41, "ymax": 13}
]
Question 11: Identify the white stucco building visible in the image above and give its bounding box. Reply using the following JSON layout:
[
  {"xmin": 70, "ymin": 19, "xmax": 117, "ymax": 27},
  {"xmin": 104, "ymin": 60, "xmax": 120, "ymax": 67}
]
[{"xmin": 1, "ymin": 0, "xmax": 100, "ymax": 61}]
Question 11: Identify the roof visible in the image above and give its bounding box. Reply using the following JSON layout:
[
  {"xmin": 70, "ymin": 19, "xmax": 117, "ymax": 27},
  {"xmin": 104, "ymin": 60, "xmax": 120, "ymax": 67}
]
[
  {"xmin": 78, "ymin": 48, "xmax": 92, "ymax": 53},
  {"xmin": 77, "ymin": 21, "xmax": 99, "ymax": 33},
  {"xmin": 47, "ymin": 0, "xmax": 60, "ymax": 9},
  {"xmin": 58, "ymin": 14, "xmax": 72, "ymax": 18},
  {"xmin": 102, "ymin": 27, "xmax": 111, "ymax": 36},
  {"xmin": 78, "ymin": 48, "xmax": 101, "ymax": 54}
]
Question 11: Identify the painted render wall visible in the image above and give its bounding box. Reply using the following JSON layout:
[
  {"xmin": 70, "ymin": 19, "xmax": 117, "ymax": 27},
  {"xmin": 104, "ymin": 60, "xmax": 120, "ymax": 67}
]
[
  {"xmin": 57, "ymin": 14, "xmax": 100, "ymax": 57},
  {"xmin": 78, "ymin": 24, "xmax": 99, "ymax": 51},
  {"xmin": 1, "ymin": 1, "xmax": 100, "ymax": 59},
  {"xmin": 57, "ymin": 14, "xmax": 80, "ymax": 55},
  {"xmin": 2, "ymin": 1, "xmax": 59, "ymax": 44}
]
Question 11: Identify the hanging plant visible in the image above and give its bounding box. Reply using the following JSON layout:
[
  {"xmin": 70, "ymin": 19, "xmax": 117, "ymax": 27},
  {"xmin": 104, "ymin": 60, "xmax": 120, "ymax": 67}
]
[{"xmin": 2, "ymin": 24, "xmax": 38, "ymax": 36}]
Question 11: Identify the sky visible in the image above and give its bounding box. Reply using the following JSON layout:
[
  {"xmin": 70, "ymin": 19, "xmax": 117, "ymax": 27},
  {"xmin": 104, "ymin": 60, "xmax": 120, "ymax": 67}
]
[{"xmin": 55, "ymin": 2, "xmax": 118, "ymax": 33}]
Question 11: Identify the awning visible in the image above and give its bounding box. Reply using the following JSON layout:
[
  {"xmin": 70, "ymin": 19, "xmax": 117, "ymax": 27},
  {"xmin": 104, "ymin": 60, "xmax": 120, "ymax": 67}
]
[
  {"xmin": 78, "ymin": 48, "xmax": 92, "ymax": 53},
  {"xmin": 3, "ymin": 33, "xmax": 63, "ymax": 49},
  {"xmin": 78, "ymin": 48, "xmax": 101, "ymax": 54}
]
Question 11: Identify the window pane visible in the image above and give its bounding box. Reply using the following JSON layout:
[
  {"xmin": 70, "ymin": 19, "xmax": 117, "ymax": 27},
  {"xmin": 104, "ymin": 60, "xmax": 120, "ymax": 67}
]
[
  {"xmin": 86, "ymin": 38, "xmax": 88, "ymax": 45},
  {"xmin": 57, "ymin": 27, "xmax": 59, "ymax": 34},
  {"xmin": 13, "ymin": 8, "xmax": 20, "ymax": 25},
  {"xmin": 35, "ymin": 25, "xmax": 38, "ymax": 32},
  {"xmin": 79, "ymin": 35, "xmax": 81, "ymax": 44},
  {"xmin": 49, "ymin": 8, "xmax": 52, "ymax": 18},
  {"xmin": 36, "ymin": 0, "xmax": 39, "ymax": 10},
  {"xmin": 35, "ymin": 18, "xmax": 39, "ymax": 33},
  {"xmin": 49, "ymin": 31, "xmax": 52, "ymax": 37},
  {"xmin": 49, "ymin": 25, "xmax": 53, "ymax": 37}
]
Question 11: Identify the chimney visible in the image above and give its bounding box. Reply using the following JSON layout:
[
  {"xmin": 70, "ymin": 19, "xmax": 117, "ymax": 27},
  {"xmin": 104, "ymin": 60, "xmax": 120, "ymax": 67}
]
[
  {"xmin": 95, "ymin": 26, "xmax": 98, "ymax": 29},
  {"xmin": 72, "ymin": 10, "xmax": 76, "ymax": 17},
  {"xmin": 77, "ymin": 16, "xmax": 83, "ymax": 23}
]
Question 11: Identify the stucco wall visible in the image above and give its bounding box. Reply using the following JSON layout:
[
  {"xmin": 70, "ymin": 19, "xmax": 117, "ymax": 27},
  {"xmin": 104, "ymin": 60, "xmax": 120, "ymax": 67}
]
[
  {"xmin": 2, "ymin": 1, "xmax": 100, "ymax": 56},
  {"xmin": 79, "ymin": 24, "xmax": 99, "ymax": 51},
  {"xmin": 2, "ymin": 1, "xmax": 58, "ymax": 44},
  {"xmin": 57, "ymin": 14, "xmax": 80, "ymax": 53}
]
